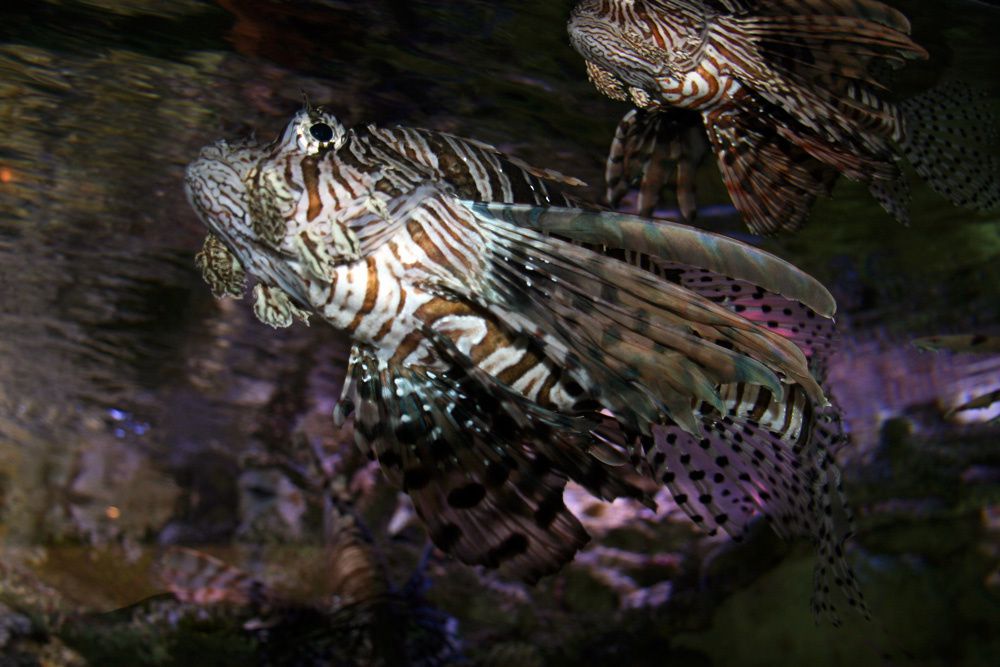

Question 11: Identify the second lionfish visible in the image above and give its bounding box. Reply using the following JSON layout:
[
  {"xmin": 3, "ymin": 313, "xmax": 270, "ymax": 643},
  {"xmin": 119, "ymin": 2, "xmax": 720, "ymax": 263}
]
[
  {"xmin": 568, "ymin": 0, "xmax": 1000, "ymax": 233},
  {"xmin": 185, "ymin": 106, "xmax": 863, "ymax": 622}
]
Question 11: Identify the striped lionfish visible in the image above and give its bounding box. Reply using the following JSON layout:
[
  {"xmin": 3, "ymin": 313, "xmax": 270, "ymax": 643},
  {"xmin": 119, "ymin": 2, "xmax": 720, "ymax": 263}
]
[
  {"xmin": 568, "ymin": 0, "xmax": 1000, "ymax": 233},
  {"xmin": 185, "ymin": 107, "xmax": 863, "ymax": 622}
]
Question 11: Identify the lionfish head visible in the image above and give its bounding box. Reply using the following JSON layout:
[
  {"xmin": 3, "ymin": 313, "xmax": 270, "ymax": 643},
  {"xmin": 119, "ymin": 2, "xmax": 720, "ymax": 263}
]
[
  {"xmin": 567, "ymin": 0, "xmax": 618, "ymax": 62},
  {"xmin": 268, "ymin": 106, "xmax": 348, "ymax": 157},
  {"xmin": 567, "ymin": 0, "xmax": 665, "ymax": 97},
  {"xmin": 184, "ymin": 108, "xmax": 348, "ymax": 275},
  {"xmin": 185, "ymin": 135, "xmax": 260, "ymax": 250}
]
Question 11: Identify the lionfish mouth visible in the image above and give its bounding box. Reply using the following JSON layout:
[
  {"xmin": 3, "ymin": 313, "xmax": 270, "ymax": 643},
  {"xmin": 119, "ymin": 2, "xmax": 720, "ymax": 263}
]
[{"xmin": 184, "ymin": 140, "xmax": 259, "ymax": 244}]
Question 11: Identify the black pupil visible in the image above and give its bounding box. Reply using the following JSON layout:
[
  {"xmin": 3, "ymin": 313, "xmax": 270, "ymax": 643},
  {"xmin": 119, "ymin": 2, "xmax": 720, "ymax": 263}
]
[{"xmin": 310, "ymin": 122, "xmax": 334, "ymax": 142}]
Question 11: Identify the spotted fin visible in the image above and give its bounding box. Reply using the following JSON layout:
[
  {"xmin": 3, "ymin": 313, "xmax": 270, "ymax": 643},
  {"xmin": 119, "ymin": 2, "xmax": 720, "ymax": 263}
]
[
  {"xmin": 867, "ymin": 172, "xmax": 912, "ymax": 226},
  {"xmin": 899, "ymin": 83, "xmax": 1000, "ymax": 212},
  {"xmin": 645, "ymin": 395, "xmax": 864, "ymax": 625},
  {"xmin": 577, "ymin": 248, "xmax": 836, "ymax": 371},
  {"xmin": 656, "ymin": 262, "xmax": 837, "ymax": 364},
  {"xmin": 335, "ymin": 341, "xmax": 650, "ymax": 584}
]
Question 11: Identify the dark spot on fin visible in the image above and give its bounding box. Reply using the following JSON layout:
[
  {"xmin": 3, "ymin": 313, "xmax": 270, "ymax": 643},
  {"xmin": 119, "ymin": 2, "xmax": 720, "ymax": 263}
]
[
  {"xmin": 447, "ymin": 483, "xmax": 487, "ymax": 509},
  {"xmin": 487, "ymin": 533, "xmax": 529, "ymax": 567},
  {"xmin": 403, "ymin": 467, "xmax": 431, "ymax": 491},
  {"xmin": 433, "ymin": 523, "xmax": 463, "ymax": 552}
]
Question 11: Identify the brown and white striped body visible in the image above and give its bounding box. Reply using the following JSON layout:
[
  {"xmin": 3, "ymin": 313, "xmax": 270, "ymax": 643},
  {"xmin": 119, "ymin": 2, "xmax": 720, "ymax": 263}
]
[
  {"xmin": 188, "ymin": 113, "xmax": 601, "ymax": 420},
  {"xmin": 314, "ymin": 219, "xmax": 583, "ymax": 412},
  {"xmin": 186, "ymin": 107, "xmax": 860, "ymax": 621},
  {"xmin": 571, "ymin": 1, "xmax": 747, "ymax": 110},
  {"xmin": 243, "ymin": 119, "xmax": 820, "ymax": 425},
  {"xmin": 655, "ymin": 62, "xmax": 745, "ymax": 111}
]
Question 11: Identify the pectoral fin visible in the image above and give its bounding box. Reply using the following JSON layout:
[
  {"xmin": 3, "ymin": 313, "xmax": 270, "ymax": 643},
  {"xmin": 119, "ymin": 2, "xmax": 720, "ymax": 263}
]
[
  {"xmin": 196, "ymin": 233, "xmax": 246, "ymax": 299},
  {"xmin": 252, "ymin": 284, "xmax": 310, "ymax": 328}
]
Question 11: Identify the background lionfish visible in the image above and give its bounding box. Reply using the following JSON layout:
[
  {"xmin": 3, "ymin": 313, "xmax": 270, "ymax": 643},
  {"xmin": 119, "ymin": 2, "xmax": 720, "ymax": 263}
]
[
  {"xmin": 568, "ymin": 0, "xmax": 1000, "ymax": 234},
  {"xmin": 185, "ymin": 106, "xmax": 862, "ymax": 622},
  {"xmin": 914, "ymin": 335, "xmax": 1000, "ymax": 417}
]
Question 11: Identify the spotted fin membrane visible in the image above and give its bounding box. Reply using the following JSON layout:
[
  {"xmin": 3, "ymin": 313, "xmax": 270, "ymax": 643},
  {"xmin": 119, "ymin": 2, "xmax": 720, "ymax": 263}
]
[{"xmin": 641, "ymin": 397, "xmax": 863, "ymax": 624}]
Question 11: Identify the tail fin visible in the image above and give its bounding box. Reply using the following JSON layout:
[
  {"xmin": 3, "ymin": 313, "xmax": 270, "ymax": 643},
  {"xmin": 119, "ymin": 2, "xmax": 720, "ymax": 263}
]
[{"xmin": 900, "ymin": 82, "xmax": 1000, "ymax": 211}]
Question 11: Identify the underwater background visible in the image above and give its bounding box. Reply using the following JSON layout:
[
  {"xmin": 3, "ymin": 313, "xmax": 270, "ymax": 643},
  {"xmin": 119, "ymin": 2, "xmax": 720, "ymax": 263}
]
[{"xmin": 0, "ymin": 0, "xmax": 999, "ymax": 665}]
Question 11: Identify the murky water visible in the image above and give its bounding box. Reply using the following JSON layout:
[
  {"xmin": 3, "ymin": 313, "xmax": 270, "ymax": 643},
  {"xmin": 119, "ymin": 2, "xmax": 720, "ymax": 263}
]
[{"xmin": 1, "ymin": 1, "xmax": 999, "ymax": 665}]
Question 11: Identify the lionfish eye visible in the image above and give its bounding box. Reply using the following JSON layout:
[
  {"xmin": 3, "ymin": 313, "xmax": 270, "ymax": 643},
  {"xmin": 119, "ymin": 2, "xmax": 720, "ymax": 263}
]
[{"xmin": 309, "ymin": 122, "xmax": 334, "ymax": 143}]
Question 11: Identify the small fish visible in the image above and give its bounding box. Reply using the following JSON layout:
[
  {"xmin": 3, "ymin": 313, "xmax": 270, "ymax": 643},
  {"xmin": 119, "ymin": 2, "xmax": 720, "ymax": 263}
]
[
  {"xmin": 913, "ymin": 334, "xmax": 1000, "ymax": 355},
  {"xmin": 913, "ymin": 334, "xmax": 1000, "ymax": 416},
  {"xmin": 156, "ymin": 543, "xmax": 459, "ymax": 666},
  {"xmin": 157, "ymin": 546, "xmax": 265, "ymax": 607},
  {"xmin": 568, "ymin": 0, "xmax": 1000, "ymax": 233},
  {"xmin": 185, "ymin": 107, "xmax": 861, "ymax": 622}
]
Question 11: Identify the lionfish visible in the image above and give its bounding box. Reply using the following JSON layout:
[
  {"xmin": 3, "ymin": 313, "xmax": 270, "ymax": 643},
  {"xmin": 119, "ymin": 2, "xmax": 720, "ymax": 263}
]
[
  {"xmin": 914, "ymin": 335, "xmax": 1000, "ymax": 417},
  {"xmin": 568, "ymin": 0, "xmax": 1000, "ymax": 233},
  {"xmin": 185, "ymin": 107, "xmax": 862, "ymax": 622}
]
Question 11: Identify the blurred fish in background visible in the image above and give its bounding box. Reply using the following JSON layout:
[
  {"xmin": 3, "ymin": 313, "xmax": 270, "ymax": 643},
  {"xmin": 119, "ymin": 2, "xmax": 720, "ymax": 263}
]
[
  {"xmin": 568, "ymin": 0, "xmax": 1000, "ymax": 233},
  {"xmin": 913, "ymin": 335, "xmax": 1000, "ymax": 420}
]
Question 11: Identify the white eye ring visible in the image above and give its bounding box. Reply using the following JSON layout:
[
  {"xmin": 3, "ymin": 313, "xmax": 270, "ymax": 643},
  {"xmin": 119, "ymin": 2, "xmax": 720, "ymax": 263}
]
[{"xmin": 296, "ymin": 113, "xmax": 346, "ymax": 153}]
